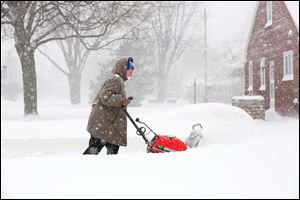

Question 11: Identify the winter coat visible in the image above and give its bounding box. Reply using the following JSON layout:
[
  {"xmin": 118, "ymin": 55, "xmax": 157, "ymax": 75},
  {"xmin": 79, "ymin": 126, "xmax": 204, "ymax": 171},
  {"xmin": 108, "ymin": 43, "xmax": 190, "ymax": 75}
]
[{"xmin": 86, "ymin": 57, "xmax": 129, "ymax": 146}]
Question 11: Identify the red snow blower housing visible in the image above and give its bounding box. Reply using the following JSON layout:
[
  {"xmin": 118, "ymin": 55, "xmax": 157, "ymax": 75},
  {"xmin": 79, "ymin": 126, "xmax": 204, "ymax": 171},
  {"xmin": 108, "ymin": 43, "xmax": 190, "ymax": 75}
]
[
  {"xmin": 123, "ymin": 98, "xmax": 187, "ymax": 153},
  {"xmin": 147, "ymin": 134, "xmax": 187, "ymax": 153}
]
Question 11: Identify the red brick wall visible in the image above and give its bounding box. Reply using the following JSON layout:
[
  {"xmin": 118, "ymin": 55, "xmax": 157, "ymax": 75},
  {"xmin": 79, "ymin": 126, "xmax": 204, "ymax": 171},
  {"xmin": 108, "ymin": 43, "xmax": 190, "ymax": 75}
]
[{"xmin": 245, "ymin": 1, "xmax": 299, "ymax": 116}]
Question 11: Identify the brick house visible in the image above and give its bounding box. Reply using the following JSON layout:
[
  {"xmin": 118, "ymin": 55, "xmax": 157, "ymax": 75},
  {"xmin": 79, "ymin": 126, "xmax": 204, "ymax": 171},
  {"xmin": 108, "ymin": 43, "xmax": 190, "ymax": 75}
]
[{"xmin": 244, "ymin": 1, "xmax": 299, "ymax": 115}]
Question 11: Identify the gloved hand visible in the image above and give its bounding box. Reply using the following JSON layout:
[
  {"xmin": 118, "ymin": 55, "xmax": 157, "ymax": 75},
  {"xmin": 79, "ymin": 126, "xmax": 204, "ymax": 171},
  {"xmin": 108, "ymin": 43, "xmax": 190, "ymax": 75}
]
[
  {"xmin": 121, "ymin": 98, "xmax": 131, "ymax": 107},
  {"xmin": 127, "ymin": 96, "xmax": 133, "ymax": 101}
]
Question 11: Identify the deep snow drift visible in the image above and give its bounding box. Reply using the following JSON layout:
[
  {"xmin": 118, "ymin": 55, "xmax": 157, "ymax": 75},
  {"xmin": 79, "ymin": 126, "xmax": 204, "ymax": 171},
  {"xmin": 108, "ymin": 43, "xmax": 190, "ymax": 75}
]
[{"xmin": 1, "ymin": 100, "xmax": 299, "ymax": 198}]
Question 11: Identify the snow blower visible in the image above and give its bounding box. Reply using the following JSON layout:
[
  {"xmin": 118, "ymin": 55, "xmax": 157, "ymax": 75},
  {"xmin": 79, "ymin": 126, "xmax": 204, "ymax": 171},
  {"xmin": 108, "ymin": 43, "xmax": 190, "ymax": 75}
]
[{"xmin": 124, "ymin": 97, "xmax": 202, "ymax": 153}]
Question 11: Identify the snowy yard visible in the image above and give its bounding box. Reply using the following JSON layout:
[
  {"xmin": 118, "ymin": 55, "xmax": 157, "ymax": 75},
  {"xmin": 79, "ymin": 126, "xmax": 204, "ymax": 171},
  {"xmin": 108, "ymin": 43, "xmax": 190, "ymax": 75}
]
[{"xmin": 1, "ymin": 100, "xmax": 299, "ymax": 198}]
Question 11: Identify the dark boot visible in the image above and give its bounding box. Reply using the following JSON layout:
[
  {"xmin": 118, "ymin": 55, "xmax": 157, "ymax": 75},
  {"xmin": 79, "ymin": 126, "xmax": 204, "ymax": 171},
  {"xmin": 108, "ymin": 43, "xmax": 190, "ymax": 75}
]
[
  {"xmin": 83, "ymin": 136, "xmax": 105, "ymax": 155},
  {"xmin": 83, "ymin": 146, "xmax": 99, "ymax": 155},
  {"xmin": 105, "ymin": 143, "xmax": 120, "ymax": 155}
]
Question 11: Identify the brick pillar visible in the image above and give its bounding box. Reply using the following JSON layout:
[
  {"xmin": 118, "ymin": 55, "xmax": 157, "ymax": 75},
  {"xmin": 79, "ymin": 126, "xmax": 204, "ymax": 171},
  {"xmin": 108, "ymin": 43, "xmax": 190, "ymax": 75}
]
[{"xmin": 232, "ymin": 96, "xmax": 265, "ymax": 120}]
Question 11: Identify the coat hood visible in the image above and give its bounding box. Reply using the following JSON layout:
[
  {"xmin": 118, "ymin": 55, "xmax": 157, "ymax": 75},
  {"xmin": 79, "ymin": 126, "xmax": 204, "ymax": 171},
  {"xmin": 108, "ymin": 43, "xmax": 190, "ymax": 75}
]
[{"xmin": 112, "ymin": 57, "xmax": 128, "ymax": 81}]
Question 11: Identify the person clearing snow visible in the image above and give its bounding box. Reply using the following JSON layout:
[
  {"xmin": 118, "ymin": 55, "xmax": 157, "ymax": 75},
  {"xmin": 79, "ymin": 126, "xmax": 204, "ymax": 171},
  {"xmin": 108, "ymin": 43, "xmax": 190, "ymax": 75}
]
[
  {"xmin": 83, "ymin": 57, "xmax": 135, "ymax": 155},
  {"xmin": 83, "ymin": 54, "xmax": 202, "ymax": 155}
]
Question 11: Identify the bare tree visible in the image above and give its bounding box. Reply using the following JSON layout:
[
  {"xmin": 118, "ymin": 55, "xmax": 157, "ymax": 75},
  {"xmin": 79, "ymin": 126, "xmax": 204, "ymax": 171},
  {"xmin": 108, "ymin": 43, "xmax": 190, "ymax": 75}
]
[
  {"xmin": 37, "ymin": 38, "xmax": 90, "ymax": 105},
  {"xmin": 1, "ymin": 1, "xmax": 150, "ymax": 114},
  {"xmin": 38, "ymin": 2, "xmax": 151, "ymax": 105},
  {"xmin": 151, "ymin": 1, "xmax": 197, "ymax": 101}
]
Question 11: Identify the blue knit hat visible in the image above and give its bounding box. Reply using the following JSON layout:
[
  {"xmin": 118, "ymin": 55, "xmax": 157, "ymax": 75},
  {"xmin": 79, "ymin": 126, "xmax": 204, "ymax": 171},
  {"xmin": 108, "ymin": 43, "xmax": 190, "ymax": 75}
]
[{"xmin": 127, "ymin": 57, "xmax": 134, "ymax": 70}]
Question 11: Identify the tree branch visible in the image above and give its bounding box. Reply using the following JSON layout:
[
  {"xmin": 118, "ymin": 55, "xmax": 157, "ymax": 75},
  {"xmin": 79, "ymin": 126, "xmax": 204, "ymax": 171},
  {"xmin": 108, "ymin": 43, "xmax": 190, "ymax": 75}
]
[{"xmin": 37, "ymin": 48, "xmax": 69, "ymax": 77}]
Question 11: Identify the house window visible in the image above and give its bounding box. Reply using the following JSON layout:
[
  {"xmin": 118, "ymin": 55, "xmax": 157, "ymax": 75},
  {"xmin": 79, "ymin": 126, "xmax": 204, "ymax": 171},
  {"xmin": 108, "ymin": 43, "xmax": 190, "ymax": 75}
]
[
  {"xmin": 248, "ymin": 61, "xmax": 253, "ymax": 91},
  {"xmin": 266, "ymin": 1, "xmax": 272, "ymax": 27},
  {"xmin": 260, "ymin": 58, "xmax": 266, "ymax": 90},
  {"xmin": 282, "ymin": 50, "xmax": 294, "ymax": 81}
]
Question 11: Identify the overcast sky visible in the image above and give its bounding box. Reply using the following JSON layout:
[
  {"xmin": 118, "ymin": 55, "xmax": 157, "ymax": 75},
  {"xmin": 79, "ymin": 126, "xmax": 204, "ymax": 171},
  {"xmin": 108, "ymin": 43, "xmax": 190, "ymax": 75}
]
[{"xmin": 204, "ymin": 1, "xmax": 256, "ymax": 47}]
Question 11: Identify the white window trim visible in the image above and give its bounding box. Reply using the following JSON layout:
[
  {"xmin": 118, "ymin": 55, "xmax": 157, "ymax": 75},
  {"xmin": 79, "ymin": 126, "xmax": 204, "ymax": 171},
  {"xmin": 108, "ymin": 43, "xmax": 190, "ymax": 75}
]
[
  {"xmin": 248, "ymin": 61, "xmax": 253, "ymax": 91},
  {"xmin": 269, "ymin": 61, "xmax": 275, "ymax": 99},
  {"xmin": 260, "ymin": 58, "xmax": 266, "ymax": 91},
  {"xmin": 259, "ymin": 85, "xmax": 266, "ymax": 91},
  {"xmin": 282, "ymin": 50, "xmax": 294, "ymax": 81},
  {"xmin": 247, "ymin": 86, "xmax": 253, "ymax": 92},
  {"xmin": 265, "ymin": 1, "xmax": 273, "ymax": 27},
  {"xmin": 269, "ymin": 61, "xmax": 275, "ymax": 82}
]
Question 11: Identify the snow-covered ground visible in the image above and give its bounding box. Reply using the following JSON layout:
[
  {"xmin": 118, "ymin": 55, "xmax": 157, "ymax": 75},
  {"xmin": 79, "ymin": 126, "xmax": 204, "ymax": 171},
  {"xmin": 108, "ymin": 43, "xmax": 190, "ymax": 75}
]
[{"xmin": 1, "ymin": 100, "xmax": 299, "ymax": 198}]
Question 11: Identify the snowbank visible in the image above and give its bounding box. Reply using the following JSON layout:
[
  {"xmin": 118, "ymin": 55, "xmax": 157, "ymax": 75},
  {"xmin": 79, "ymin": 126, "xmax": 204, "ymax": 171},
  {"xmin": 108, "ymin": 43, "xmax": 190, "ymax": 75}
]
[
  {"xmin": 2, "ymin": 102, "xmax": 253, "ymax": 140},
  {"xmin": 2, "ymin": 101, "xmax": 299, "ymax": 198}
]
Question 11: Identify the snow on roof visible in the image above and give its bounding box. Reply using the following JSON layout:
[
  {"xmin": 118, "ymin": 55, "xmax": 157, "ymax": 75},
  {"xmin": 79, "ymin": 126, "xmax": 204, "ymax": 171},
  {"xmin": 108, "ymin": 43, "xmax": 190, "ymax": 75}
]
[
  {"xmin": 244, "ymin": 2, "xmax": 259, "ymax": 57},
  {"xmin": 285, "ymin": 1, "xmax": 299, "ymax": 30}
]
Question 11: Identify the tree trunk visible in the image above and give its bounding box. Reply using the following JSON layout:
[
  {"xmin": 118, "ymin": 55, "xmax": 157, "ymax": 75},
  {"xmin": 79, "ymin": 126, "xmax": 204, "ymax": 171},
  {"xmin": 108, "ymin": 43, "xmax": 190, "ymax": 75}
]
[
  {"xmin": 158, "ymin": 77, "xmax": 166, "ymax": 101},
  {"xmin": 15, "ymin": 38, "xmax": 38, "ymax": 115},
  {"xmin": 68, "ymin": 72, "xmax": 81, "ymax": 105},
  {"xmin": 157, "ymin": 61, "xmax": 166, "ymax": 101}
]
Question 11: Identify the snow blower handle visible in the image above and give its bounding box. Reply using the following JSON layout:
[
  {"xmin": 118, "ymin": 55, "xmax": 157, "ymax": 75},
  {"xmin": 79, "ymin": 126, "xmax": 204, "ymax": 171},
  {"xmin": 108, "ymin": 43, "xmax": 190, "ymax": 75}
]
[
  {"xmin": 122, "ymin": 100, "xmax": 149, "ymax": 144},
  {"xmin": 135, "ymin": 118, "xmax": 157, "ymax": 136},
  {"xmin": 193, "ymin": 123, "xmax": 203, "ymax": 130}
]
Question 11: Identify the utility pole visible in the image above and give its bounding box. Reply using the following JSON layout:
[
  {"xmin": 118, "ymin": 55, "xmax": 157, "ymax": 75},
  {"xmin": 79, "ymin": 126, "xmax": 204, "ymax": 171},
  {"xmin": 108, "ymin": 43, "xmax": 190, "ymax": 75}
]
[
  {"xmin": 204, "ymin": 8, "xmax": 208, "ymax": 103},
  {"xmin": 194, "ymin": 77, "xmax": 197, "ymax": 104}
]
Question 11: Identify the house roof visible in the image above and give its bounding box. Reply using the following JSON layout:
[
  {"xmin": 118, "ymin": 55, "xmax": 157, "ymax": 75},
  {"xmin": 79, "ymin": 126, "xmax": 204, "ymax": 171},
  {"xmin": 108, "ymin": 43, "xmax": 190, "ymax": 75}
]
[
  {"xmin": 285, "ymin": 1, "xmax": 299, "ymax": 30},
  {"xmin": 244, "ymin": 2, "xmax": 259, "ymax": 57},
  {"xmin": 244, "ymin": 1, "xmax": 299, "ymax": 57}
]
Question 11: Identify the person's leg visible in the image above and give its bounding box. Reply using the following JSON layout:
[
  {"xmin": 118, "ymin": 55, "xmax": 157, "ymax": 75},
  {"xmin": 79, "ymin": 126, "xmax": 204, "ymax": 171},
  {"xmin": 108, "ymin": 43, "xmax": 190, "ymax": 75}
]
[
  {"xmin": 83, "ymin": 136, "xmax": 105, "ymax": 155},
  {"xmin": 105, "ymin": 143, "xmax": 120, "ymax": 155}
]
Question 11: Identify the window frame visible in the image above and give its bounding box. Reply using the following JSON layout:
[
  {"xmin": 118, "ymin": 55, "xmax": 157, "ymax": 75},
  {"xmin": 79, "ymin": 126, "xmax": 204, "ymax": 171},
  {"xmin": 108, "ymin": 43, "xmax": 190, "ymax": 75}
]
[
  {"xmin": 282, "ymin": 50, "xmax": 294, "ymax": 81},
  {"xmin": 259, "ymin": 58, "xmax": 266, "ymax": 91},
  {"xmin": 265, "ymin": 1, "xmax": 273, "ymax": 27},
  {"xmin": 248, "ymin": 61, "xmax": 253, "ymax": 91}
]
